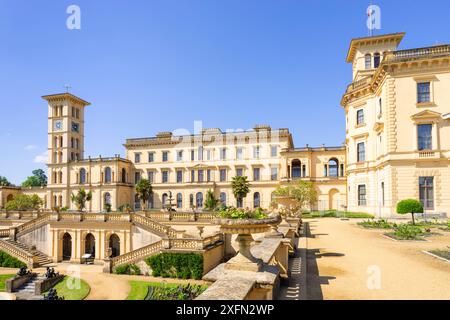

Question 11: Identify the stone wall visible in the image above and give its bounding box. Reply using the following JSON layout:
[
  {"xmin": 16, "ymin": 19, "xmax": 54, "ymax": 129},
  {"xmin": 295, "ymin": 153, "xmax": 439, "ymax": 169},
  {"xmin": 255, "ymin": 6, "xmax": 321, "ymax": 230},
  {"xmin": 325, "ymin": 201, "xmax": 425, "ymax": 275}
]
[
  {"xmin": 131, "ymin": 225, "xmax": 162, "ymax": 250},
  {"xmin": 17, "ymin": 224, "xmax": 50, "ymax": 255}
]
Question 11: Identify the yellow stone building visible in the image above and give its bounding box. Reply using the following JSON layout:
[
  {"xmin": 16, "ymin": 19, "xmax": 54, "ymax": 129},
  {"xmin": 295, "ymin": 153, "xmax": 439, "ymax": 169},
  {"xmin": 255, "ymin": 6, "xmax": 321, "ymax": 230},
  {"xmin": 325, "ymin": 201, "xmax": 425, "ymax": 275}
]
[{"xmin": 342, "ymin": 33, "xmax": 450, "ymax": 217}]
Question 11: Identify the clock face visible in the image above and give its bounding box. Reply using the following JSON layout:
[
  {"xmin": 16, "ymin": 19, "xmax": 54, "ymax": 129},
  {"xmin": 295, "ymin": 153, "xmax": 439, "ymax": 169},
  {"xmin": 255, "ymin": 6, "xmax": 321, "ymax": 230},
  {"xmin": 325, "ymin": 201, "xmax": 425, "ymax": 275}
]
[
  {"xmin": 54, "ymin": 120, "xmax": 63, "ymax": 131},
  {"xmin": 71, "ymin": 122, "xmax": 80, "ymax": 133}
]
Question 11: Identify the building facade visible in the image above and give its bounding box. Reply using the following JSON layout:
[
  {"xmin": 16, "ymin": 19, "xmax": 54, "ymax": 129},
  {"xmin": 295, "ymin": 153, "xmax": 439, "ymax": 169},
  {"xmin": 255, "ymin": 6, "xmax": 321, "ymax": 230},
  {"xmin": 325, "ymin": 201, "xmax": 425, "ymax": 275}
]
[{"xmin": 342, "ymin": 33, "xmax": 450, "ymax": 217}]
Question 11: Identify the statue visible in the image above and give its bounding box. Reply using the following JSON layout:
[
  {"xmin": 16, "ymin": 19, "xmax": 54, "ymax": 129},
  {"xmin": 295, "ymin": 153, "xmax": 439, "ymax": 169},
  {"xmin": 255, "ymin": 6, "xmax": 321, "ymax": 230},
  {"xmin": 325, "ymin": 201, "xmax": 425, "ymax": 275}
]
[{"xmin": 44, "ymin": 288, "xmax": 64, "ymax": 300}]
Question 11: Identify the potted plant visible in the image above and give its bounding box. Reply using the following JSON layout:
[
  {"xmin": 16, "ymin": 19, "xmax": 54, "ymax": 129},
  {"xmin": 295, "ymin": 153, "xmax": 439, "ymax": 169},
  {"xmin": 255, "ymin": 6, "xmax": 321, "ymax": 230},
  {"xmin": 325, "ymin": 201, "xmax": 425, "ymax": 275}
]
[{"xmin": 216, "ymin": 207, "xmax": 281, "ymax": 272}]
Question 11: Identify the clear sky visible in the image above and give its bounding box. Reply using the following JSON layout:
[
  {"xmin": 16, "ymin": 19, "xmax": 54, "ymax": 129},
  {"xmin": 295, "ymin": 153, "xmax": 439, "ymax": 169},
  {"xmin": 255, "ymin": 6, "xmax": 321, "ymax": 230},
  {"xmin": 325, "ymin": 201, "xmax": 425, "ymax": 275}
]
[{"xmin": 1, "ymin": 0, "xmax": 449, "ymax": 185}]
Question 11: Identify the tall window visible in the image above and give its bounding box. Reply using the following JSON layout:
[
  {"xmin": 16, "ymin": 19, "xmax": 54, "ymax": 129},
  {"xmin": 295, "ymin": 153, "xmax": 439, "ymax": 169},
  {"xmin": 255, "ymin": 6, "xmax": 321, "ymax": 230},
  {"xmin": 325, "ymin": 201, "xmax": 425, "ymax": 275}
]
[
  {"xmin": 189, "ymin": 194, "xmax": 194, "ymax": 207},
  {"xmin": 206, "ymin": 149, "xmax": 212, "ymax": 160},
  {"xmin": 162, "ymin": 171, "xmax": 169, "ymax": 183},
  {"xmin": 292, "ymin": 160, "xmax": 301, "ymax": 178},
  {"xmin": 176, "ymin": 170, "xmax": 183, "ymax": 183},
  {"xmin": 191, "ymin": 150, "xmax": 195, "ymax": 161},
  {"xmin": 419, "ymin": 177, "xmax": 434, "ymax": 210},
  {"xmin": 148, "ymin": 194, "xmax": 154, "ymax": 209},
  {"xmin": 198, "ymin": 146, "xmax": 203, "ymax": 161},
  {"xmin": 198, "ymin": 170, "xmax": 204, "ymax": 182},
  {"xmin": 148, "ymin": 152, "xmax": 154, "ymax": 163},
  {"xmin": 134, "ymin": 153, "xmax": 141, "ymax": 164},
  {"xmin": 162, "ymin": 193, "xmax": 168, "ymax": 208},
  {"xmin": 236, "ymin": 148, "xmax": 243, "ymax": 160},
  {"xmin": 191, "ymin": 170, "xmax": 195, "ymax": 183},
  {"xmin": 357, "ymin": 142, "xmax": 366, "ymax": 162},
  {"xmin": 220, "ymin": 148, "xmax": 227, "ymax": 160},
  {"xmin": 381, "ymin": 182, "xmax": 385, "ymax": 206},
  {"xmin": 253, "ymin": 168, "xmax": 260, "ymax": 181},
  {"xmin": 365, "ymin": 53, "xmax": 372, "ymax": 69},
  {"xmin": 253, "ymin": 146, "xmax": 260, "ymax": 159},
  {"xmin": 356, "ymin": 109, "xmax": 364, "ymax": 125},
  {"xmin": 340, "ymin": 164, "xmax": 344, "ymax": 177},
  {"xmin": 271, "ymin": 167, "xmax": 278, "ymax": 181},
  {"xmin": 417, "ymin": 82, "xmax": 431, "ymax": 103},
  {"xmin": 253, "ymin": 192, "xmax": 261, "ymax": 208},
  {"xmin": 147, "ymin": 171, "xmax": 154, "ymax": 183},
  {"xmin": 417, "ymin": 124, "xmax": 432, "ymax": 151},
  {"xmin": 329, "ymin": 159, "xmax": 338, "ymax": 177},
  {"xmin": 220, "ymin": 169, "xmax": 227, "ymax": 182},
  {"xmin": 373, "ymin": 52, "xmax": 381, "ymax": 68},
  {"xmin": 207, "ymin": 170, "xmax": 211, "ymax": 182},
  {"xmin": 220, "ymin": 192, "xmax": 227, "ymax": 206},
  {"xmin": 162, "ymin": 151, "xmax": 169, "ymax": 162},
  {"xmin": 177, "ymin": 150, "xmax": 183, "ymax": 162},
  {"xmin": 121, "ymin": 168, "xmax": 126, "ymax": 183},
  {"xmin": 236, "ymin": 168, "xmax": 243, "ymax": 177},
  {"xmin": 176, "ymin": 193, "xmax": 183, "ymax": 208},
  {"xmin": 79, "ymin": 168, "xmax": 86, "ymax": 184},
  {"xmin": 358, "ymin": 185, "xmax": 367, "ymax": 206},
  {"xmin": 271, "ymin": 146, "xmax": 278, "ymax": 158},
  {"xmin": 196, "ymin": 192, "xmax": 203, "ymax": 208},
  {"xmin": 135, "ymin": 172, "xmax": 141, "ymax": 184}
]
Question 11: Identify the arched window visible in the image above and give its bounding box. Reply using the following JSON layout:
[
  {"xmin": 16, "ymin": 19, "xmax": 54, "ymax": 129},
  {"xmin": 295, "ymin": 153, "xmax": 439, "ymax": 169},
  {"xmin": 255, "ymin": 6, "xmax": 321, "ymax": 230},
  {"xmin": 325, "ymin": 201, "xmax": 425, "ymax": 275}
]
[
  {"xmin": 104, "ymin": 192, "xmax": 111, "ymax": 206},
  {"xmin": 162, "ymin": 193, "xmax": 168, "ymax": 208},
  {"xmin": 109, "ymin": 234, "xmax": 120, "ymax": 258},
  {"xmin": 196, "ymin": 192, "xmax": 203, "ymax": 208},
  {"xmin": 85, "ymin": 233, "xmax": 95, "ymax": 256},
  {"xmin": 292, "ymin": 159, "xmax": 302, "ymax": 178},
  {"xmin": 121, "ymin": 168, "xmax": 126, "ymax": 183},
  {"xmin": 79, "ymin": 168, "xmax": 86, "ymax": 184},
  {"xmin": 373, "ymin": 52, "xmax": 381, "ymax": 68},
  {"xmin": 329, "ymin": 158, "xmax": 339, "ymax": 177},
  {"xmin": 176, "ymin": 193, "xmax": 183, "ymax": 208},
  {"xmin": 220, "ymin": 192, "xmax": 227, "ymax": 206},
  {"xmin": 189, "ymin": 194, "xmax": 194, "ymax": 207},
  {"xmin": 365, "ymin": 53, "xmax": 372, "ymax": 69},
  {"xmin": 253, "ymin": 192, "xmax": 261, "ymax": 208},
  {"xmin": 104, "ymin": 167, "xmax": 112, "ymax": 183}
]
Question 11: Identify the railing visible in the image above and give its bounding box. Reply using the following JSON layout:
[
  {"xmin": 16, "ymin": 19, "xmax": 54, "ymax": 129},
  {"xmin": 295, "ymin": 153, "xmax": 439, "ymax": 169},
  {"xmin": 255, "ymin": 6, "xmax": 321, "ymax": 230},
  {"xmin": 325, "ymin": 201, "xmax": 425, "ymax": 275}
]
[
  {"xmin": 387, "ymin": 45, "xmax": 450, "ymax": 61},
  {"xmin": 169, "ymin": 239, "xmax": 202, "ymax": 250},
  {"xmin": 202, "ymin": 233, "xmax": 223, "ymax": 248},
  {"xmin": 0, "ymin": 239, "xmax": 34, "ymax": 267},
  {"xmin": 111, "ymin": 240, "xmax": 163, "ymax": 269},
  {"xmin": 418, "ymin": 151, "xmax": 437, "ymax": 158},
  {"xmin": 346, "ymin": 77, "xmax": 372, "ymax": 92},
  {"xmin": 145, "ymin": 211, "xmax": 218, "ymax": 223},
  {"xmin": 0, "ymin": 211, "xmax": 41, "ymax": 220},
  {"xmin": 0, "ymin": 229, "xmax": 10, "ymax": 238},
  {"xmin": 131, "ymin": 214, "xmax": 178, "ymax": 238},
  {"xmin": 16, "ymin": 213, "xmax": 51, "ymax": 236}
]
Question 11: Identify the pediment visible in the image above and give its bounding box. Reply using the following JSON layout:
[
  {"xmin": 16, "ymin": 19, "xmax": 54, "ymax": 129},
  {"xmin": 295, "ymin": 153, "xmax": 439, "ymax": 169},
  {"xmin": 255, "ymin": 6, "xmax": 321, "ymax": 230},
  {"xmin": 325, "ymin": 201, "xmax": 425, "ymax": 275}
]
[{"xmin": 411, "ymin": 110, "xmax": 441, "ymax": 121}]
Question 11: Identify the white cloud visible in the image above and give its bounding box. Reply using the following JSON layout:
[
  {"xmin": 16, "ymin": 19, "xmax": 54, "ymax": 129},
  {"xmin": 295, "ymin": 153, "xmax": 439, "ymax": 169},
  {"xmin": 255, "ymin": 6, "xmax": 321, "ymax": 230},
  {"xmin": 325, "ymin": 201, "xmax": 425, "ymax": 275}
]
[
  {"xmin": 25, "ymin": 145, "xmax": 38, "ymax": 151},
  {"xmin": 33, "ymin": 151, "xmax": 48, "ymax": 164}
]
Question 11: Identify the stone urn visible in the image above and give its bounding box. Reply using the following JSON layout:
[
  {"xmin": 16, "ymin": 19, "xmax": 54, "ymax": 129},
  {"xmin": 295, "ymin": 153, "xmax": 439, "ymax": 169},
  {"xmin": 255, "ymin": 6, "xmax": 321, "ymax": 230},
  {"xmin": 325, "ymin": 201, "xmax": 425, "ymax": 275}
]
[
  {"xmin": 216, "ymin": 215, "xmax": 281, "ymax": 272},
  {"xmin": 274, "ymin": 196, "xmax": 300, "ymax": 226}
]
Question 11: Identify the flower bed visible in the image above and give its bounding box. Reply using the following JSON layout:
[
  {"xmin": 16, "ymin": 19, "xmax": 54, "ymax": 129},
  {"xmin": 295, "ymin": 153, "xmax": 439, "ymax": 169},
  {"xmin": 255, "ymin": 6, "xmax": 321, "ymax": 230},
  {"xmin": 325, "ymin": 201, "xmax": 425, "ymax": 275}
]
[
  {"xmin": 385, "ymin": 224, "xmax": 426, "ymax": 241},
  {"xmin": 126, "ymin": 281, "xmax": 207, "ymax": 300},
  {"xmin": 358, "ymin": 219, "xmax": 395, "ymax": 229}
]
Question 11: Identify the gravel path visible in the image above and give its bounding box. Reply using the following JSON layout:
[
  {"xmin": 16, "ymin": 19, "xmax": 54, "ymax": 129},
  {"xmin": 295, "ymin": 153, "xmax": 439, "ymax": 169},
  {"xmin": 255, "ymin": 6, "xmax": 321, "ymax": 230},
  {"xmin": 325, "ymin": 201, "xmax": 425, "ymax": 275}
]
[{"xmin": 304, "ymin": 218, "xmax": 450, "ymax": 300}]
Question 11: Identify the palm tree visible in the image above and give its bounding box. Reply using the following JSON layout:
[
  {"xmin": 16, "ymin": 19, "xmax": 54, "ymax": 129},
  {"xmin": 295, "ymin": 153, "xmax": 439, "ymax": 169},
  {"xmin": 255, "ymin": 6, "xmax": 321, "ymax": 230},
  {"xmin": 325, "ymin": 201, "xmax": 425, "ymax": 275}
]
[
  {"xmin": 231, "ymin": 176, "xmax": 250, "ymax": 208},
  {"xmin": 135, "ymin": 179, "xmax": 153, "ymax": 210},
  {"xmin": 71, "ymin": 188, "xmax": 92, "ymax": 212},
  {"xmin": 204, "ymin": 189, "xmax": 218, "ymax": 211}
]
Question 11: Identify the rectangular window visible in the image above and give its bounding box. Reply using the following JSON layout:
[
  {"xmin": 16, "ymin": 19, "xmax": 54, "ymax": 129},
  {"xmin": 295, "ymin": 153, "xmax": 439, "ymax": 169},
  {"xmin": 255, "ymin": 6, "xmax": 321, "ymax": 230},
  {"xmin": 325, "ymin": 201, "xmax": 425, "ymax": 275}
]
[
  {"xmin": 176, "ymin": 150, "xmax": 183, "ymax": 162},
  {"xmin": 419, "ymin": 177, "xmax": 434, "ymax": 210},
  {"xmin": 236, "ymin": 148, "xmax": 243, "ymax": 160},
  {"xmin": 417, "ymin": 82, "xmax": 430, "ymax": 103},
  {"xmin": 253, "ymin": 168, "xmax": 260, "ymax": 181},
  {"xmin": 271, "ymin": 146, "xmax": 278, "ymax": 158},
  {"xmin": 191, "ymin": 170, "xmax": 195, "ymax": 183},
  {"xmin": 356, "ymin": 109, "xmax": 364, "ymax": 125},
  {"xmin": 417, "ymin": 124, "xmax": 432, "ymax": 151},
  {"xmin": 271, "ymin": 167, "xmax": 278, "ymax": 181},
  {"xmin": 148, "ymin": 152, "xmax": 154, "ymax": 163},
  {"xmin": 365, "ymin": 54, "xmax": 371, "ymax": 69},
  {"xmin": 206, "ymin": 150, "xmax": 211, "ymax": 161},
  {"xmin": 220, "ymin": 148, "xmax": 227, "ymax": 160},
  {"xmin": 162, "ymin": 171, "xmax": 169, "ymax": 183},
  {"xmin": 147, "ymin": 171, "xmax": 154, "ymax": 183},
  {"xmin": 191, "ymin": 150, "xmax": 195, "ymax": 161},
  {"xmin": 176, "ymin": 170, "xmax": 183, "ymax": 183},
  {"xmin": 135, "ymin": 172, "xmax": 141, "ymax": 184},
  {"xmin": 198, "ymin": 170, "xmax": 204, "ymax": 182},
  {"xmin": 162, "ymin": 151, "xmax": 169, "ymax": 162},
  {"xmin": 198, "ymin": 146, "xmax": 203, "ymax": 161},
  {"xmin": 357, "ymin": 142, "xmax": 366, "ymax": 162},
  {"xmin": 207, "ymin": 170, "xmax": 211, "ymax": 182},
  {"xmin": 253, "ymin": 146, "xmax": 260, "ymax": 159},
  {"xmin": 134, "ymin": 153, "xmax": 141, "ymax": 164},
  {"xmin": 236, "ymin": 168, "xmax": 243, "ymax": 177},
  {"xmin": 220, "ymin": 169, "xmax": 227, "ymax": 182},
  {"xmin": 358, "ymin": 185, "xmax": 367, "ymax": 206}
]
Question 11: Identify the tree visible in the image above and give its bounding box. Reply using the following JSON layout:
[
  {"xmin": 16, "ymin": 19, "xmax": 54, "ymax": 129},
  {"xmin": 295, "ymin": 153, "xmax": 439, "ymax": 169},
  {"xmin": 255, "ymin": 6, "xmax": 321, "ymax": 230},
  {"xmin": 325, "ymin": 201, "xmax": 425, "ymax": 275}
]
[
  {"xmin": 231, "ymin": 176, "xmax": 250, "ymax": 208},
  {"xmin": 5, "ymin": 194, "xmax": 43, "ymax": 211},
  {"xmin": 0, "ymin": 175, "xmax": 12, "ymax": 187},
  {"xmin": 204, "ymin": 190, "xmax": 219, "ymax": 211},
  {"xmin": 135, "ymin": 179, "xmax": 153, "ymax": 210},
  {"xmin": 397, "ymin": 199, "xmax": 423, "ymax": 225},
  {"xmin": 71, "ymin": 188, "xmax": 92, "ymax": 212},
  {"xmin": 22, "ymin": 169, "xmax": 47, "ymax": 188},
  {"xmin": 273, "ymin": 180, "xmax": 318, "ymax": 215}
]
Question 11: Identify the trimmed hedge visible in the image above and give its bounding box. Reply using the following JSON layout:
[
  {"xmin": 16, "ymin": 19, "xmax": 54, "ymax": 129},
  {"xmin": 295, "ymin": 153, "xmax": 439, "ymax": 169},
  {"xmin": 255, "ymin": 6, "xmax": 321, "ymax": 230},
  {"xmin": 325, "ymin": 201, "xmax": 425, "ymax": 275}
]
[
  {"xmin": 114, "ymin": 264, "xmax": 141, "ymax": 275},
  {"xmin": 146, "ymin": 253, "xmax": 203, "ymax": 280},
  {"xmin": 0, "ymin": 250, "xmax": 27, "ymax": 268}
]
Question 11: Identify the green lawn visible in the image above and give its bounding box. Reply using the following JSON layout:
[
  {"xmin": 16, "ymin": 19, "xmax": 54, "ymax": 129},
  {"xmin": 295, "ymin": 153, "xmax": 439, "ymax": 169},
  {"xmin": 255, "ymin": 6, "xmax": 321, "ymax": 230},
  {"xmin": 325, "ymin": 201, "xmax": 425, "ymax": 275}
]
[
  {"xmin": 126, "ymin": 281, "xmax": 207, "ymax": 300},
  {"xmin": 302, "ymin": 211, "xmax": 374, "ymax": 219},
  {"xmin": 44, "ymin": 276, "xmax": 90, "ymax": 300},
  {"xmin": 0, "ymin": 274, "xmax": 14, "ymax": 292}
]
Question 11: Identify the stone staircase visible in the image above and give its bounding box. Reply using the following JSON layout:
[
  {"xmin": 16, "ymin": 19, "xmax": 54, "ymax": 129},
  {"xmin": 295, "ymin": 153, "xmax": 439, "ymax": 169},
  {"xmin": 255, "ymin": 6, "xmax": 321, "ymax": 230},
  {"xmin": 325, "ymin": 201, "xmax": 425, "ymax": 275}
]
[
  {"xmin": 14, "ymin": 274, "xmax": 46, "ymax": 300},
  {"xmin": 1, "ymin": 238, "xmax": 53, "ymax": 267}
]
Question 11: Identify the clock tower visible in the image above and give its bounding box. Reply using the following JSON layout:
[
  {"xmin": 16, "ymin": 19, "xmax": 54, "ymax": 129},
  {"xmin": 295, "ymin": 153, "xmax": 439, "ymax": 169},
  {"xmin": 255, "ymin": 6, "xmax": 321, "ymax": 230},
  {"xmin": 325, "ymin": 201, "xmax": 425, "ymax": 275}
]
[{"xmin": 42, "ymin": 93, "xmax": 91, "ymax": 208}]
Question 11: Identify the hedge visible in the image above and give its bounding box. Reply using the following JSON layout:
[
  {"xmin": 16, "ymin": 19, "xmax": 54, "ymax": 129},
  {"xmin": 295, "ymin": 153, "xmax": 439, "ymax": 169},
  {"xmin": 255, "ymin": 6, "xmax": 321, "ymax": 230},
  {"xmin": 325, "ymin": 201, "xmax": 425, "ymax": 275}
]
[
  {"xmin": 114, "ymin": 264, "xmax": 141, "ymax": 275},
  {"xmin": 0, "ymin": 250, "xmax": 27, "ymax": 268},
  {"xmin": 146, "ymin": 253, "xmax": 203, "ymax": 280}
]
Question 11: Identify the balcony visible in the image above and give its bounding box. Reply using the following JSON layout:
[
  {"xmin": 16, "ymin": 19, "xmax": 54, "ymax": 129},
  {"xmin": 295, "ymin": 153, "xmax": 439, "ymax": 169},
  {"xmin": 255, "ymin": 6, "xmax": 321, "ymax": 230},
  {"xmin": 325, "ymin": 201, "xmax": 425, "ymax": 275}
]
[
  {"xmin": 416, "ymin": 150, "xmax": 440, "ymax": 160},
  {"xmin": 386, "ymin": 45, "xmax": 450, "ymax": 62}
]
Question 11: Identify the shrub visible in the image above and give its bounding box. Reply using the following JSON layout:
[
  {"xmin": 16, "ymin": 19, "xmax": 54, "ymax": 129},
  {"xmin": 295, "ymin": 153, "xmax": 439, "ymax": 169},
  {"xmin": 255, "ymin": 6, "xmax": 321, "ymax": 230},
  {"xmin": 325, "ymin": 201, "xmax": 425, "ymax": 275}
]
[
  {"xmin": 5, "ymin": 194, "xmax": 43, "ymax": 211},
  {"xmin": 146, "ymin": 284, "xmax": 206, "ymax": 300},
  {"xmin": 114, "ymin": 264, "xmax": 141, "ymax": 275},
  {"xmin": 391, "ymin": 224, "xmax": 424, "ymax": 240},
  {"xmin": 217, "ymin": 207, "xmax": 268, "ymax": 220},
  {"xmin": 358, "ymin": 219, "xmax": 394, "ymax": 229},
  {"xmin": 146, "ymin": 253, "xmax": 203, "ymax": 280},
  {"xmin": 397, "ymin": 199, "xmax": 423, "ymax": 225},
  {"xmin": 0, "ymin": 251, "xmax": 27, "ymax": 268}
]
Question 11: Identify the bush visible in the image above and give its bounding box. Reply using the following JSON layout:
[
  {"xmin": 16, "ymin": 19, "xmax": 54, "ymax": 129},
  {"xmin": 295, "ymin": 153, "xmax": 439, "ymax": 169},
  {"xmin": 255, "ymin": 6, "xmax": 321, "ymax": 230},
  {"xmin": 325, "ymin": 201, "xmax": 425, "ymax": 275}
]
[
  {"xmin": 0, "ymin": 251, "xmax": 27, "ymax": 268},
  {"xmin": 358, "ymin": 219, "xmax": 395, "ymax": 229},
  {"xmin": 114, "ymin": 264, "xmax": 141, "ymax": 275},
  {"xmin": 390, "ymin": 224, "xmax": 424, "ymax": 240},
  {"xmin": 217, "ymin": 207, "xmax": 268, "ymax": 220},
  {"xmin": 5, "ymin": 194, "xmax": 43, "ymax": 211},
  {"xmin": 146, "ymin": 253, "xmax": 203, "ymax": 280},
  {"xmin": 397, "ymin": 199, "xmax": 423, "ymax": 225}
]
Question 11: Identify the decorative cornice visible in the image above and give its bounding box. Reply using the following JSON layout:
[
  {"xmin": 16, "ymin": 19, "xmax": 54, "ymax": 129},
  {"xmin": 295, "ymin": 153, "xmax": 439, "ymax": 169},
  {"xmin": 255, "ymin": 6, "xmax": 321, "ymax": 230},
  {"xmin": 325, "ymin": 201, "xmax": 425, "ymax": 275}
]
[{"xmin": 42, "ymin": 93, "xmax": 91, "ymax": 106}]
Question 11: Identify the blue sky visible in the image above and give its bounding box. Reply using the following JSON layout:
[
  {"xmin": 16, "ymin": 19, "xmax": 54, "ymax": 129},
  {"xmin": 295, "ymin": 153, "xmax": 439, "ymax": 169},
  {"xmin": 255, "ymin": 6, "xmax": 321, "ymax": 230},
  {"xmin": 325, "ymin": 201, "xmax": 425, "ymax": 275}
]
[{"xmin": 1, "ymin": 0, "xmax": 450, "ymax": 185}]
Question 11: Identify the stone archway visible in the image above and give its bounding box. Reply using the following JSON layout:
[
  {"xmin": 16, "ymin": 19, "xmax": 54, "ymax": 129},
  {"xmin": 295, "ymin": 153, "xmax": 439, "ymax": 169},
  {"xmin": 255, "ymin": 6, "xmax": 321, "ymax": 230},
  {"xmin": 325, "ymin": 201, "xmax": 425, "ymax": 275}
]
[
  {"xmin": 85, "ymin": 233, "xmax": 96, "ymax": 256},
  {"xmin": 328, "ymin": 189, "xmax": 340, "ymax": 210},
  {"xmin": 109, "ymin": 234, "xmax": 120, "ymax": 258},
  {"xmin": 62, "ymin": 233, "xmax": 72, "ymax": 261}
]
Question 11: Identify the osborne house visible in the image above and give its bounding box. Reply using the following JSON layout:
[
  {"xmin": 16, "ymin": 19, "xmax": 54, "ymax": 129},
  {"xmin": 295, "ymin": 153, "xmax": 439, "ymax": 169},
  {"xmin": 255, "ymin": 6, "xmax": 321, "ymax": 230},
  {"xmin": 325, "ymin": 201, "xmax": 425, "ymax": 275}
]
[{"xmin": 0, "ymin": 32, "xmax": 450, "ymax": 270}]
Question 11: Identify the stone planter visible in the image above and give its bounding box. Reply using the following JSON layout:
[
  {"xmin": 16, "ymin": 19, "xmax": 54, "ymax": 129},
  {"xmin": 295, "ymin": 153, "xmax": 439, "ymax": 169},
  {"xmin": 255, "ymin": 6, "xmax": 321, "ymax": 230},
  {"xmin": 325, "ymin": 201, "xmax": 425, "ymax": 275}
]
[
  {"xmin": 216, "ymin": 215, "xmax": 281, "ymax": 272},
  {"xmin": 274, "ymin": 196, "xmax": 300, "ymax": 226}
]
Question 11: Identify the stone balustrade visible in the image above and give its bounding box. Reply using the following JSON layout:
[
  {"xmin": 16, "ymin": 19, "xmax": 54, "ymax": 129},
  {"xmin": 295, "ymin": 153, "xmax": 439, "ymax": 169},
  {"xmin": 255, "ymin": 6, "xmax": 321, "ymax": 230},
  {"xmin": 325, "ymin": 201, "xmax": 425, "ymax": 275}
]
[{"xmin": 0, "ymin": 239, "xmax": 35, "ymax": 268}]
